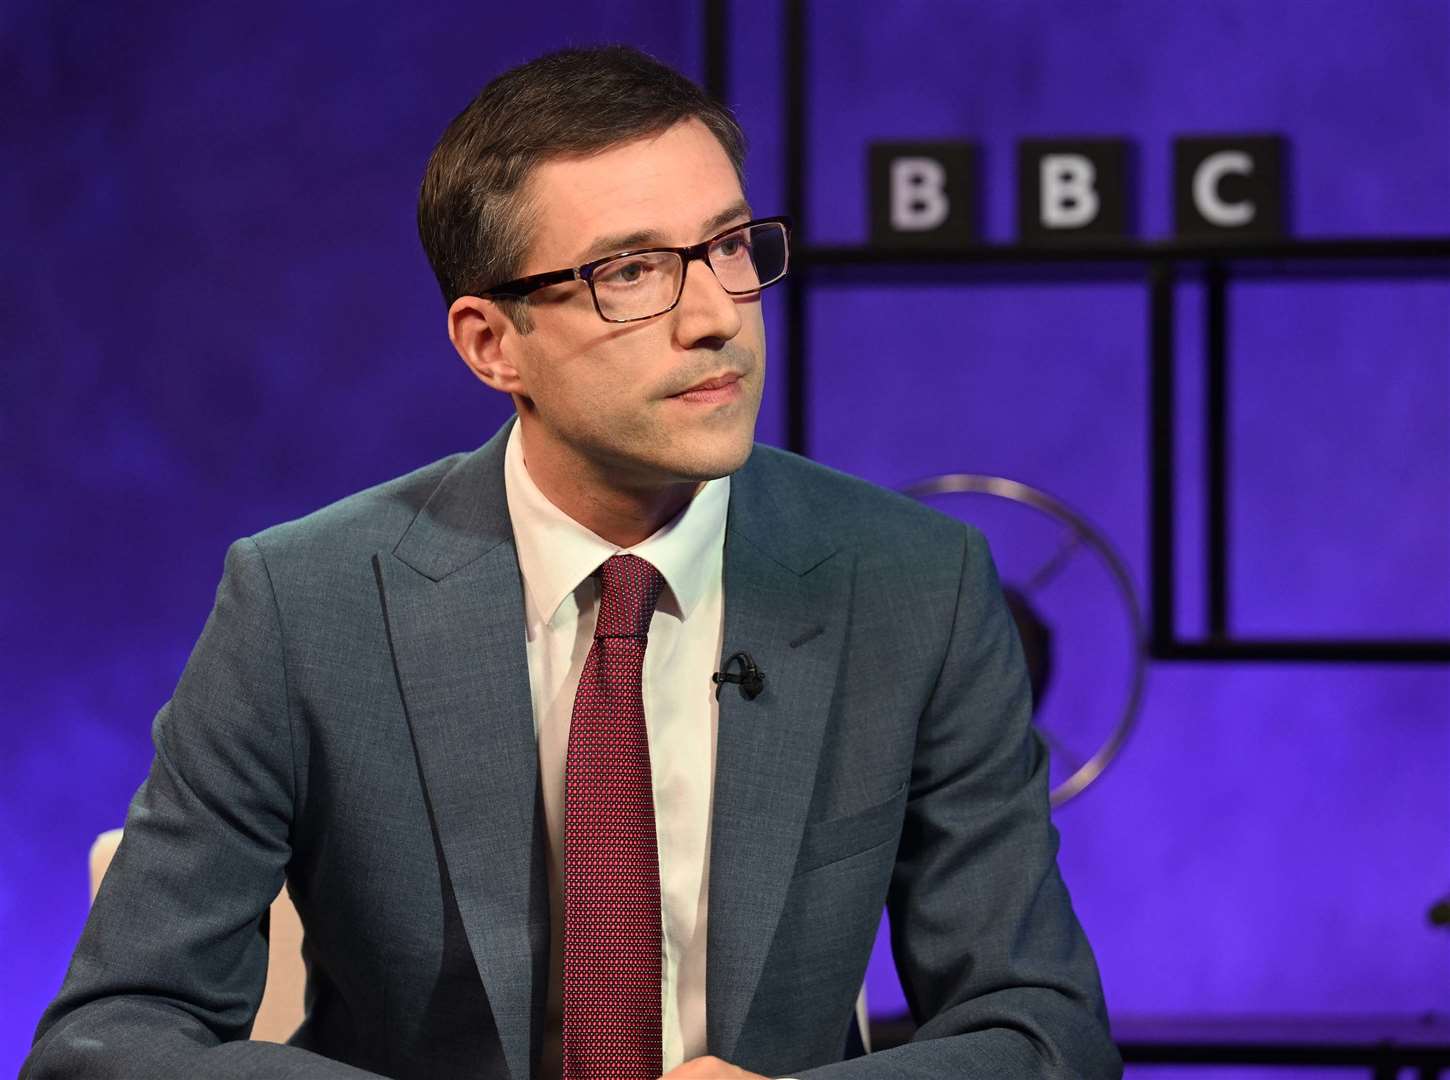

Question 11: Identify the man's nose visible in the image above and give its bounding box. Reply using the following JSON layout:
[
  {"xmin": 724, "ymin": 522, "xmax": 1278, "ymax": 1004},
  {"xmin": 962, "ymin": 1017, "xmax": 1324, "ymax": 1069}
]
[{"xmin": 671, "ymin": 256, "xmax": 743, "ymax": 346}]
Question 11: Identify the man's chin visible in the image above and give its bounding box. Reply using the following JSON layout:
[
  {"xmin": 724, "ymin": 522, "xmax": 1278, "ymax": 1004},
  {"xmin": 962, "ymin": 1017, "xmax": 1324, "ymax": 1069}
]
[{"xmin": 670, "ymin": 433, "xmax": 755, "ymax": 483}]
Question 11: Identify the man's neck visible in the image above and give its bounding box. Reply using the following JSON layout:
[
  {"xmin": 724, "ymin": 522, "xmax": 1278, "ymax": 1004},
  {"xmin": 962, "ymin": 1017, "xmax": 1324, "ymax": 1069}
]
[{"xmin": 515, "ymin": 420, "xmax": 702, "ymax": 549}]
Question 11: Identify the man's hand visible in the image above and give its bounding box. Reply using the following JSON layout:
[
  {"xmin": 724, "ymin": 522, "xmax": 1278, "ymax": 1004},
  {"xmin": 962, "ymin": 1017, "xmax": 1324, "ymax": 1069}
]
[{"xmin": 659, "ymin": 1055, "xmax": 769, "ymax": 1079}]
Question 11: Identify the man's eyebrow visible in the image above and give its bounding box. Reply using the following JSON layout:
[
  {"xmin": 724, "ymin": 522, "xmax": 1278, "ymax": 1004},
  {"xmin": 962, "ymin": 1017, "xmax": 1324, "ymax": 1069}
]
[
  {"xmin": 697, "ymin": 200, "xmax": 754, "ymax": 239},
  {"xmin": 574, "ymin": 201, "xmax": 754, "ymax": 265}
]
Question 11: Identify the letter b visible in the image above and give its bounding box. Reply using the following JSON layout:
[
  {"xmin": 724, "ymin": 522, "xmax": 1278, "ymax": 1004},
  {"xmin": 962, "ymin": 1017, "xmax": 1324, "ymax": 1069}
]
[
  {"xmin": 890, "ymin": 157, "xmax": 950, "ymax": 231},
  {"xmin": 870, "ymin": 142, "xmax": 977, "ymax": 249},
  {"xmin": 1018, "ymin": 139, "xmax": 1131, "ymax": 244},
  {"xmin": 1041, "ymin": 154, "xmax": 1099, "ymax": 228}
]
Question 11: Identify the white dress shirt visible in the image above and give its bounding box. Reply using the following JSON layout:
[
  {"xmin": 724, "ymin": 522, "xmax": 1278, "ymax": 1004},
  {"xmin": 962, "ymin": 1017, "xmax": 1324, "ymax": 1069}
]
[{"xmin": 503, "ymin": 420, "xmax": 726, "ymax": 1078}]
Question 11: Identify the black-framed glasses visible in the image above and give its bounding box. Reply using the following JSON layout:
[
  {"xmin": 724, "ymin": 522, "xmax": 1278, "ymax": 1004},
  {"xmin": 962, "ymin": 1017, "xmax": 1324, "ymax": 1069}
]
[{"xmin": 476, "ymin": 216, "xmax": 792, "ymax": 324}]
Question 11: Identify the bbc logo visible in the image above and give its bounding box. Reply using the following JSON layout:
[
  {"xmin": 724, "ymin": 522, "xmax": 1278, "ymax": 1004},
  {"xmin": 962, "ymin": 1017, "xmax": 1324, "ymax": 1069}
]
[{"xmin": 869, "ymin": 135, "xmax": 1285, "ymax": 247}]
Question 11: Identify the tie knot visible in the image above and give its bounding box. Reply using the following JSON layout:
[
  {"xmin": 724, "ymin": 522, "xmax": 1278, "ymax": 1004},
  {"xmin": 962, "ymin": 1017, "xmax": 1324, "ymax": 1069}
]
[{"xmin": 593, "ymin": 554, "xmax": 664, "ymax": 639}]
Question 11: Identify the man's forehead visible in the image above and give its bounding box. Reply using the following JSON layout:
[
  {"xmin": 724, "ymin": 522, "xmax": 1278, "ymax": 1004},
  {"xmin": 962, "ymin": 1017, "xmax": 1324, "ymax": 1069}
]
[
  {"xmin": 521, "ymin": 120, "xmax": 746, "ymax": 267},
  {"xmin": 573, "ymin": 200, "xmax": 754, "ymax": 264}
]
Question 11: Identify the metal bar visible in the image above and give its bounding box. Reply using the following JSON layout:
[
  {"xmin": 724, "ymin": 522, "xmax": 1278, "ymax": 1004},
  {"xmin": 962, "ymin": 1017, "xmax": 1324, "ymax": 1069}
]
[
  {"xmin": 1148, "ymin": 263, "xmax": 1177, "ymax": 651},
  {"xmin": 1154, "ymin": 640, "xmax": 1450, "ymax": 664},
  {"xmin": 1120, "ymin": 1042, "xmax": 1450, "ymax": 1066},
  {"xmin": 797, "ymin": 236, "xmax": 1450, "ymax": 265},
  {"xmin": 784, "ymin": 257, "xmax": 808, "ymax": 454},
  {"xmin": 1205, "ymin": 261, "xmax": 1229, "ymax": 639},
  {"xmin": 783, "ymin": 0, "xmax": 808, "ymax": 455},
  {"xmin": 795, "ymin": 251, "xmax": 1450, "ymax": 284},
  {"xmin": 702, "ymin": 0, "xmax": 729, "ymax": 102}
]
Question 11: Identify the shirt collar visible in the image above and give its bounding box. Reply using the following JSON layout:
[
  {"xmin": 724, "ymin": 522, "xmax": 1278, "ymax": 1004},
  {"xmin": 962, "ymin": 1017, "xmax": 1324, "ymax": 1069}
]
[{"xmin": 503, "ymin": 419, "xmax": 729, "ymax": 633}]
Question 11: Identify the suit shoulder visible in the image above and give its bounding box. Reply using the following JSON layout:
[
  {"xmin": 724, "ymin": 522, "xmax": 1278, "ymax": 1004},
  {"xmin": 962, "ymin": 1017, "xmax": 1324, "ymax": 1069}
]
[
  {"xmin": 248, "ymin": 451, "xmax": 468, "ymax": 564},
  {"xmin": 746, "ymin": 443, "xmax": 978, "ymax": 555}
]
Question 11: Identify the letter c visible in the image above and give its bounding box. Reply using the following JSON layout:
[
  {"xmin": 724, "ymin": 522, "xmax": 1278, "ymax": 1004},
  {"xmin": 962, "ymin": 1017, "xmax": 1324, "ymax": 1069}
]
[{"xmin": 1193, "ymin": 151, "xmax": 1255, "ymax": 228}]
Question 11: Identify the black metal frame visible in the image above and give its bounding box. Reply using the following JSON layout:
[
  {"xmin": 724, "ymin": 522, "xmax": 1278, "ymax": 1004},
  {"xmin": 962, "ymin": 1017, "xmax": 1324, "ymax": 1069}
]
[
  {"xmin": 755, "ymin": 0, "xmax": 1450, "ymax": 666},
  {"xmin": 702, "ymin": 0, "xmax": 728, "ymax": 103},
  {"xmin": 870, "ymin": 1013, "xmax": 1450, "ymax": 1077},
  {"xmin": 1114, "ymin": 1017, "xmax": 1450, "ymax": 1079},
  {"xmin": 1122, "ymin": 1041, "xmax": 1450, "ymax": 1079}
]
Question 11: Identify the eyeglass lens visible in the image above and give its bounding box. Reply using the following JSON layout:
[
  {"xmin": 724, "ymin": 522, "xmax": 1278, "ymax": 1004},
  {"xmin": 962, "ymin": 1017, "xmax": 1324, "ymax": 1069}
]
[{"xmin": 591, "ymin": 221, "xmax": 788, "ymax": 322}]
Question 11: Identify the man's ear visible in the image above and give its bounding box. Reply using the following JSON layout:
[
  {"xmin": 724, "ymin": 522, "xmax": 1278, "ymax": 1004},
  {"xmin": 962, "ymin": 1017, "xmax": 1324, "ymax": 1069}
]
[{"xmin": 447, "ymin": 295, "xmax": 528, "ymax": 396}]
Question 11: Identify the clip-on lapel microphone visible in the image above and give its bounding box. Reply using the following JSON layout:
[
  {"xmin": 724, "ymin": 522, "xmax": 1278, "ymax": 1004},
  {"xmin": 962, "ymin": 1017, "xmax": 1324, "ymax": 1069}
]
[{"xmin": 712, "ymin": 651, "xmax": 765, "ymax": 700}]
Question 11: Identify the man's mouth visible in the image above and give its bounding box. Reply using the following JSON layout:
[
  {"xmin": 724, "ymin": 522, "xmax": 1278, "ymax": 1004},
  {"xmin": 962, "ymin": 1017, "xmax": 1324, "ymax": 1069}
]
[{"xmin": 670, "ymin": 371, "xmax": 745, "ymax": 404}]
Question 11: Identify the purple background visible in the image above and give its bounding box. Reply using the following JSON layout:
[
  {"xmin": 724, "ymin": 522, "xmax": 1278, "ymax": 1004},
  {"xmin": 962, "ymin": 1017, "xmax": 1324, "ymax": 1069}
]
[{"xmin": 4, "ymin": 2, "xmax": 1448, "ymax": 1076}]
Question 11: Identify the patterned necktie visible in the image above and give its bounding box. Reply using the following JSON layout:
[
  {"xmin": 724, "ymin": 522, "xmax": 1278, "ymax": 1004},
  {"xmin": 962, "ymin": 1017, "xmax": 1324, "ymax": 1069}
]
[{"xmin": 563, "ymin": 554, "xmax": 665, "ymax": 1080}]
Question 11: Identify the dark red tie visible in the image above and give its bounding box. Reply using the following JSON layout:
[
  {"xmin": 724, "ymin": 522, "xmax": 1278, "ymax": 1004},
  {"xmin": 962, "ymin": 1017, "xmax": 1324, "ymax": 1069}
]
[{"xmin": 563, "ymin": 554, "xmax": 665, "ymax": 1080}]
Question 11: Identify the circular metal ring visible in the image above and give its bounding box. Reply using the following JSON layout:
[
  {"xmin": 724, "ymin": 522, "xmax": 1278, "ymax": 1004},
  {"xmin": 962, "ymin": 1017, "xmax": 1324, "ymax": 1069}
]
[{"xmin": 902, "ymin": 474, "xmax": 1147, "ymax": 807}]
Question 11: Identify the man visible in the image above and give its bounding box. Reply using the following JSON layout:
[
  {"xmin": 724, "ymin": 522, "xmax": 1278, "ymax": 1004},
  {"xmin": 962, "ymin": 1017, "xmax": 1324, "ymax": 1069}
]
[{"xmin": 25, "ymin": 46, "xmax": 1119, "ymax": 1080}]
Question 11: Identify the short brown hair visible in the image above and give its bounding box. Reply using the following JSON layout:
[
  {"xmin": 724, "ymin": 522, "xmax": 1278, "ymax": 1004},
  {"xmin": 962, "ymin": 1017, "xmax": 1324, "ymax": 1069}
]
[{"xmin": 417, "ymin": 46, "xmax": 747, "ymax": 329}]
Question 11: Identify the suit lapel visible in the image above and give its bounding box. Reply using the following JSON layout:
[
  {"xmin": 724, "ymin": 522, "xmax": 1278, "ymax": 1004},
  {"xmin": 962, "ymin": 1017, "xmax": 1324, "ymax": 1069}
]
[
  {"xmin": 707, "ymin": 451, "xmax": 853, "ymax": 1061},
  {"xmin": 375, "ymin": 421, "xmax": 545, "ymax": 1080}
]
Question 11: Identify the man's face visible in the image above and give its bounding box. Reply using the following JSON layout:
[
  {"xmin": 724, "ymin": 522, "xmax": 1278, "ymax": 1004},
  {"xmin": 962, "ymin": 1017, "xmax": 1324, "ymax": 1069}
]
[{"xmin": 495, "ymin": 119, "xmax": 766, "ymax": 489}]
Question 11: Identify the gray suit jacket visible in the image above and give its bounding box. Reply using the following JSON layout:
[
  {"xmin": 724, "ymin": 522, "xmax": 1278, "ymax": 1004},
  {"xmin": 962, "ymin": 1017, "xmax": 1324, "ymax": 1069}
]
[{"xmin": 25, "ymin": 419, "xmax": 1120, "ymax": 1079}]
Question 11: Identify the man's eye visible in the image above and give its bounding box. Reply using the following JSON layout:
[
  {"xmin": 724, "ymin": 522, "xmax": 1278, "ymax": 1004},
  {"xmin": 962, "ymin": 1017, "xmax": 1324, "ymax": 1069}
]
[
  {"xmin": 598, "ymin": 259, "xmax": 652, "ymax": 286},
  {"xmin": 714, "ymin": 236, "xmax": 748, "ymax": 258}
]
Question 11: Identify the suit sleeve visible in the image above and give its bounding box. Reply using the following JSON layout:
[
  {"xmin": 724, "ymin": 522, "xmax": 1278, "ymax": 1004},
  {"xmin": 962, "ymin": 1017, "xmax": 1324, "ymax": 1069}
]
[
  {"xmin": 799, "ymin": 526, "xmax": 1121, "ymax": 1079},
  {"xmin": 22, "ymin": 538, "xmax": 383, "ymax": 1079}
]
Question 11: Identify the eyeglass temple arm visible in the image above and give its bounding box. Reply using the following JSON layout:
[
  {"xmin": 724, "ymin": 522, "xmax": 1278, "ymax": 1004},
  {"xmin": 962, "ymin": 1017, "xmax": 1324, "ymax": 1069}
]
[{"xmin": 481, "ymin": 267, "xmax": 579, "ymax": 299}]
